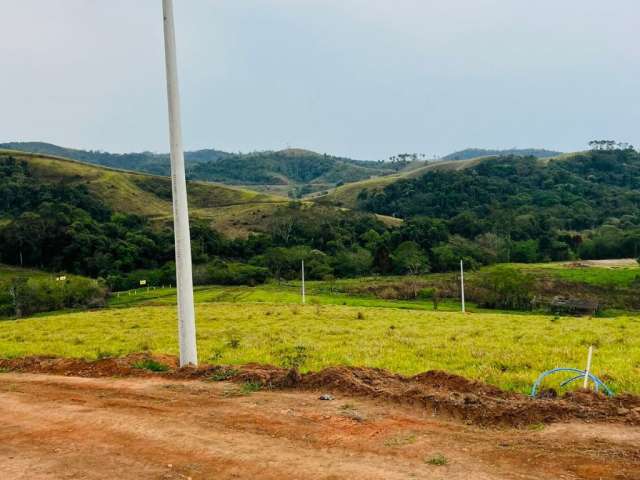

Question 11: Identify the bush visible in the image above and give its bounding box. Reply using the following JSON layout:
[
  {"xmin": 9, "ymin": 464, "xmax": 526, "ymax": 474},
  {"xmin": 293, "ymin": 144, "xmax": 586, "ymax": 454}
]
[
  {"xmin": 0, "ymin": 275, "xmax": 108, "ymax": 318},
  {"xmin": 207, "ymin": 261, "xmax": 269, "ymax": 286},
  {"xmin": 474, "ymin": 267, "xmax": 534, "ymax": 310},
  {"xmin": 106, "ymin": 263, "xmax": 175, "ymax": 291},
  {"xmin": 417, "ymin": 287, "xmax": 440, "ymax": 310}
]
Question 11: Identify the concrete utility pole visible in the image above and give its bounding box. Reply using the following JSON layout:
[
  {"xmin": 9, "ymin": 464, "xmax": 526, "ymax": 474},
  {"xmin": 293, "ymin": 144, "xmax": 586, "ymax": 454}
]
[
  {"xmin": 460, "ymin": 260, "xmax": 466, "ymax": 313},
  {"xmin": 162, "ymin": 0, "xmax": 197, "ymax": 367},
  {"xmin": 301, "ymin": 260, "xmax": 306, "ymax": 304}
]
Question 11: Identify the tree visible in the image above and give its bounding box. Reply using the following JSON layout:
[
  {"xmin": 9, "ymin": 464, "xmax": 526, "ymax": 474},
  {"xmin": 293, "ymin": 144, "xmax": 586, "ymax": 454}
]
[
  {"xmin": 391, "ymin": 241, "xmax": 429, "ymax": 275},
  {"xmin": 476, "ymin": 267, "xmax": 534, "ymax": 310},
  {"xmin": 333, "ymin": 247, "xmax": 373, "ymax": 277}
]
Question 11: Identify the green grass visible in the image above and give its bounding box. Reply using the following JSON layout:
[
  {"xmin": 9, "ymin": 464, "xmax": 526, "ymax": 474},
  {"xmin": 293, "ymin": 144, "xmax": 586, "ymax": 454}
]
[
  {"xmin": 502, "ymin": 261, "xmax": 640, "ymax": 287},
  {"xmin": 107, "ymin": 283, "xmax": 464, "ymax": 312},
  {"xmin": 0, "ymin": 263, "xmax": 59, "ymax": 281},
  {"xmin": 425, "ymin": 454, "xmax": 448, "ymax": 466},
  {"xmin": 1, "ymin": 302, "xmax": 639, "ymax": 394},
  {"xmin": 132, "ymin": 359, "xmax": 170, "ymax": 372},
  {"xmin": 545, "ymin": 267, "xmax": 640, "ymax": 287}
]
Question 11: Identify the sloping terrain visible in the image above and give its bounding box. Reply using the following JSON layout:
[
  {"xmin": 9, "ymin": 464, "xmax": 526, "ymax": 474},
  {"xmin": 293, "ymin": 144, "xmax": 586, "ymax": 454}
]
[
  {"xmin": 0, "ymin": 141, "xmax": 229, "ymax": 176},
  {"xmin": 0, "ymin": 149, "xmax": 287, "ymax": 235},
  {"xmin": 443, "ymin": 147, "xmax": 562, "ymax": 161},
  {"xmin": 0, "ymin": 142, "xmax": 398, "ymax": 194},
  {"xmin": 317, "ymin": 156, "xmax": 490, "ymax": 208}
]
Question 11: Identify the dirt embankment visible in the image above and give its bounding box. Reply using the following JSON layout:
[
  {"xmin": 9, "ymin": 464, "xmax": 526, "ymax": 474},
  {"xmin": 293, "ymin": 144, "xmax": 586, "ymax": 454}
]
[{"xmin": 2, "ymin": 353, "xmax": 639, "ymax": 428}]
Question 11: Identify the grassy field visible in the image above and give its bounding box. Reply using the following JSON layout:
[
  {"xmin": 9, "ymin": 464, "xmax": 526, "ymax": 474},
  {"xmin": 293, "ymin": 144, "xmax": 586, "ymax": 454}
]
[
  {"xmin": 107, "ymin": 283, "xmax": 464, "ymax": 311},
  {"xmin": 512, "ymin": 260, "xmax": 640, "ymax": 287},
  {"xmin": 0, "ymin": 264, "xmax": 51, "ymax": 281},
  {"xmin": 1, "ymin": 302, "xmax": 639, "ymax": 395}
]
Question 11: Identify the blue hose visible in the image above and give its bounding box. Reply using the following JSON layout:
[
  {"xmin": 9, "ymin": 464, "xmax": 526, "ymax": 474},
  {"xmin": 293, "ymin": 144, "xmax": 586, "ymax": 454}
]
[{"xmin": 530, "ymin": 367, "xmax": 614, "ymax": 397}]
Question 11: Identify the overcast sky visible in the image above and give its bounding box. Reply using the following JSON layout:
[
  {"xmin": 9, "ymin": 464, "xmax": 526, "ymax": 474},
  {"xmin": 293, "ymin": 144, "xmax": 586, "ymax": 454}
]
[{"xmin": 1, "ymin": 0, "xmax": 638, "ymax": 159}]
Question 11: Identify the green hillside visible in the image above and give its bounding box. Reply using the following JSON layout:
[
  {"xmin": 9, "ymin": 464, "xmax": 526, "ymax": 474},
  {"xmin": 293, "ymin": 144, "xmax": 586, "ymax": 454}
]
[
  {"xmin": 0, "ymin": 142, "xmax": 399, "ymax": 196},
  {"xmin": 0, "ymin": 149, "xmax": 286, "ymax": 225},
  {"xmin": 0, "ymin": 150, "xmax": 399, "ymax": 289},
  {"xmin": 443, "ymin": 147, "xmax": 562, "ymax": 161},
  {"xmin": 355, "ymin": 148, "xmax": 640, "ymax": 264},
  {"xmin": 317, "ymin": 156, "xmax": 488, "ymax": 208},
  {"xmin": 0, "ymin": 142, "xmax": 228, "ymax": 176}
]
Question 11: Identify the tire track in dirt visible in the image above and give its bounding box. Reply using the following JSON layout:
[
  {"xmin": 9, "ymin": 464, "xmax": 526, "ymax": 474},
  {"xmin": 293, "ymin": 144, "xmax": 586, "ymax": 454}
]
[{"xmin": 1, "ymin": 373, "xmax": 639, "ymax": 479}]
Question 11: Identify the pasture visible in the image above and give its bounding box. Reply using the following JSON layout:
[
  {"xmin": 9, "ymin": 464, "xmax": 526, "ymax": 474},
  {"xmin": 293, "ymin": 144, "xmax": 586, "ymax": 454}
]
[{"xmin": 1, "ymin": 301, "xmax": 639, "ymax": 395}]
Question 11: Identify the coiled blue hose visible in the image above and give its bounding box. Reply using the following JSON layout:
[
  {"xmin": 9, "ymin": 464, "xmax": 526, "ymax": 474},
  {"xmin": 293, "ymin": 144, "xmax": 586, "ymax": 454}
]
[{"xmin": 530, "ymin": 367, "xmax": 614, "ymax": 397}]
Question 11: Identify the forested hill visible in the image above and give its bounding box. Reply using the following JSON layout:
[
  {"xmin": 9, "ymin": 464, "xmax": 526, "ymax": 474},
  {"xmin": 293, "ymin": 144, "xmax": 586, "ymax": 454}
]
[
  {"xmin": 0, "ymin": 142, "xmax": 398, "ymax": 195},
  {"xmin": 0, "ymin": 150, "xmax": 396, "ymax": 287},
  {"xmin": 442, "ymin": 148, "xmax": 562, "ymax": 161},
  {"xmin": 357, "ymin": 148, "xmax": 640, "ymax": 262}
]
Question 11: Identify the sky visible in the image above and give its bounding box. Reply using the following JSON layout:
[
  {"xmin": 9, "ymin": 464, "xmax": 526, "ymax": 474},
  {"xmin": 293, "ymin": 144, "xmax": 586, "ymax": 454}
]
[{"xmin": 1, "ymin": 0, "xmax": 639, "ymax": 160}]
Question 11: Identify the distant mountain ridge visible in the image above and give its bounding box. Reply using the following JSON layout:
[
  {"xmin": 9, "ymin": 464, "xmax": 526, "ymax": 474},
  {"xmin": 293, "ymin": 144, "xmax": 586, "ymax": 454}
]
[
  {"xmin": 0, "ymin": 142, "xmax": 398, "ymax": 196},
  {"xmin": 0, "ymin": 142, "xmax": 229, "ymax": 177},
  {"xmin": 443, "ymin": 148, "xmax": 562, "ymax": 161}
]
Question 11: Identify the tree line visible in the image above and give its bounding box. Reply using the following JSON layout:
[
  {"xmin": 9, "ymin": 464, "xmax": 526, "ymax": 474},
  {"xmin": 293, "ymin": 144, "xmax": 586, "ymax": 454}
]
[
  {"xmin": 357, "ymin": 148, "xmax": 640, "ymax": 265},
  {"xmin": 2, "ymin": 148, "xmax": 640, "ymax": 299}
]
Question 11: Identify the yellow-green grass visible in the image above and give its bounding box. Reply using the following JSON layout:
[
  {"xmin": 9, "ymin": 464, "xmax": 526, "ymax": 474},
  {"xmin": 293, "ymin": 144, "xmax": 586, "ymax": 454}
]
[
  {"xmin": 107, "ymin": 284, "xmax": 463, "ymax": 312},
  {"xmin": 496, "ymin": 262, "xmax": 640, "ymax": 288},
  {"xmin": 318, "ymin": 156, "xmax": 492, "ymax": 208},
  {"xmin": 0, "ymin": 264, "xmax": 51, "ymax": 281},
  {"xmin": 1, "ymin": 303, "xmax": 638, "ymax": 394}
]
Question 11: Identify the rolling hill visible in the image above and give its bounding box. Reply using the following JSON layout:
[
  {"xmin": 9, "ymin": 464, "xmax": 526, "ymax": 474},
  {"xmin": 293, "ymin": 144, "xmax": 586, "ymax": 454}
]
[
  {"xmin": 442, "ymin": 148, "xmax": 562, "ymax": 161},
  {"xmin": 318, "ymin": 149, "xmax": 565, "ymax": 209},
  {"xmin": 0, "ymin": 148, "xmax": 288, "ymax": 237},
  {"xmin": 0, "ymin": 142, "xmax": 399, "ymax": 197},
  {"xmin": 316, "ymin": 156, "xmax": 492, "ymax": 209}
]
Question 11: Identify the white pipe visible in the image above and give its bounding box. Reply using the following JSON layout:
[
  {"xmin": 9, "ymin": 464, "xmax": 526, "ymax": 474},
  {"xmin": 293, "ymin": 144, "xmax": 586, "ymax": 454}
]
[
  {"xmin": 583, "ymin": 345, "xmax": 593, "ymax": 389},
  {"xmin": 301, "ymin": 260, "xmax": 306, "ymax": 304},
  {"xmin": 460, "ymin": 260, "xmax": 465, "ymax": 313},
  {"xmin": 162, "ymin": 0, "xmax": 198, "ymax": 367}
]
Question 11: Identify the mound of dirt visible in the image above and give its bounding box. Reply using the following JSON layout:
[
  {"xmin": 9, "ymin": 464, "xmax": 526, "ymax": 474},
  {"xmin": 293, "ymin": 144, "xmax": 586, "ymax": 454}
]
[
  {"xmin": 2, "ymin": 354, "xmax": 640, "ymax": 427},
  {"xmin": 0, "ymin": 354, "xmax": 179, "ymax": 378}
]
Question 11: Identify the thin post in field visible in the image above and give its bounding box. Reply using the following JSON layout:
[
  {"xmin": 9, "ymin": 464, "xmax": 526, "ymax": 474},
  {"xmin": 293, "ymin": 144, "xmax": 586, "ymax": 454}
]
[
  {"xmin": 301, "ymin": 260, "xmax": 306, "ymax": 304},
  {"xmin": 583, "ymin": 345, "xmax": 593, "ymax": 389},
  {"xmin": 460, "ymin": 259, "xmax": 466, "ymax": 313}
]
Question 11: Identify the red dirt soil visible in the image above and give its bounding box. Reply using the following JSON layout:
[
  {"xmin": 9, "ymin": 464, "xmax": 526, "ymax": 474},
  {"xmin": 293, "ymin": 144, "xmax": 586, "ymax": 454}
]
[
  {"xmin": 2, "ymin": 370, "xmax": 640, "ymax": 479},
  {"xmin": 2, "ymin": 354, "xmax": 640, "ymax": 427}
]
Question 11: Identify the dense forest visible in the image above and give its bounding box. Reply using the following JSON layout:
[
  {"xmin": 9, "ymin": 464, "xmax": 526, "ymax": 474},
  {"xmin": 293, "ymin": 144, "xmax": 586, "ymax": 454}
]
[{"xmin": 358, "ymin": 148, "xmax": 640, "ymax": 263}]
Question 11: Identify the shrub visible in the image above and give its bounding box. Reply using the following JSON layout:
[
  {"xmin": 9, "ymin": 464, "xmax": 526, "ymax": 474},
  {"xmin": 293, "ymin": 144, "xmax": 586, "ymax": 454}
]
[
  {"xmin": 133, "ymin": 359, "xmax": 170, "ymax": 372},
  {"xmin": 0, "ymin": 275, "xmax": 108, "ymax": 318},
  {"xmin": 207, "ymin": 261, "xmax": 269, "ymax": 286},
  {"xmin": 474, "ymin": 267, "xmax": 534, "ymax": 310},
  {"xmin": 278, "ymin": 345, "xmax": 309, "ymax": 369},
  {"xmin": 418, "ymin": 287, "xmax": 440, "ymax": 310},
  {"xmin": 425, "ymin": 454, "xmax": 448, "ymax": 466}
]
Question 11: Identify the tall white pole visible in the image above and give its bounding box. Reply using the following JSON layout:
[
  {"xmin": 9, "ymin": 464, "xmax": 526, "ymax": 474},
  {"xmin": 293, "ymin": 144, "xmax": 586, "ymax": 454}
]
[
  {"xmin": 301, "ymin": 260, "xmax": 306, "ymax": 304},
  {"xmin": 162, "ymin": 0, "xmax": 197, "ymax": 367},
  {"xmin": 460, "ymin": 260, "xmax": 466, "ymax": 313}
]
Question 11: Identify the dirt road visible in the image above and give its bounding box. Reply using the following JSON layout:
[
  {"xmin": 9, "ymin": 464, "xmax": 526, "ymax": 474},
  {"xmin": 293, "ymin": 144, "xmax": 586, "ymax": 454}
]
[{"xmin": 1, "ymin": 373, "xmax": 639, "ymax": 479}]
